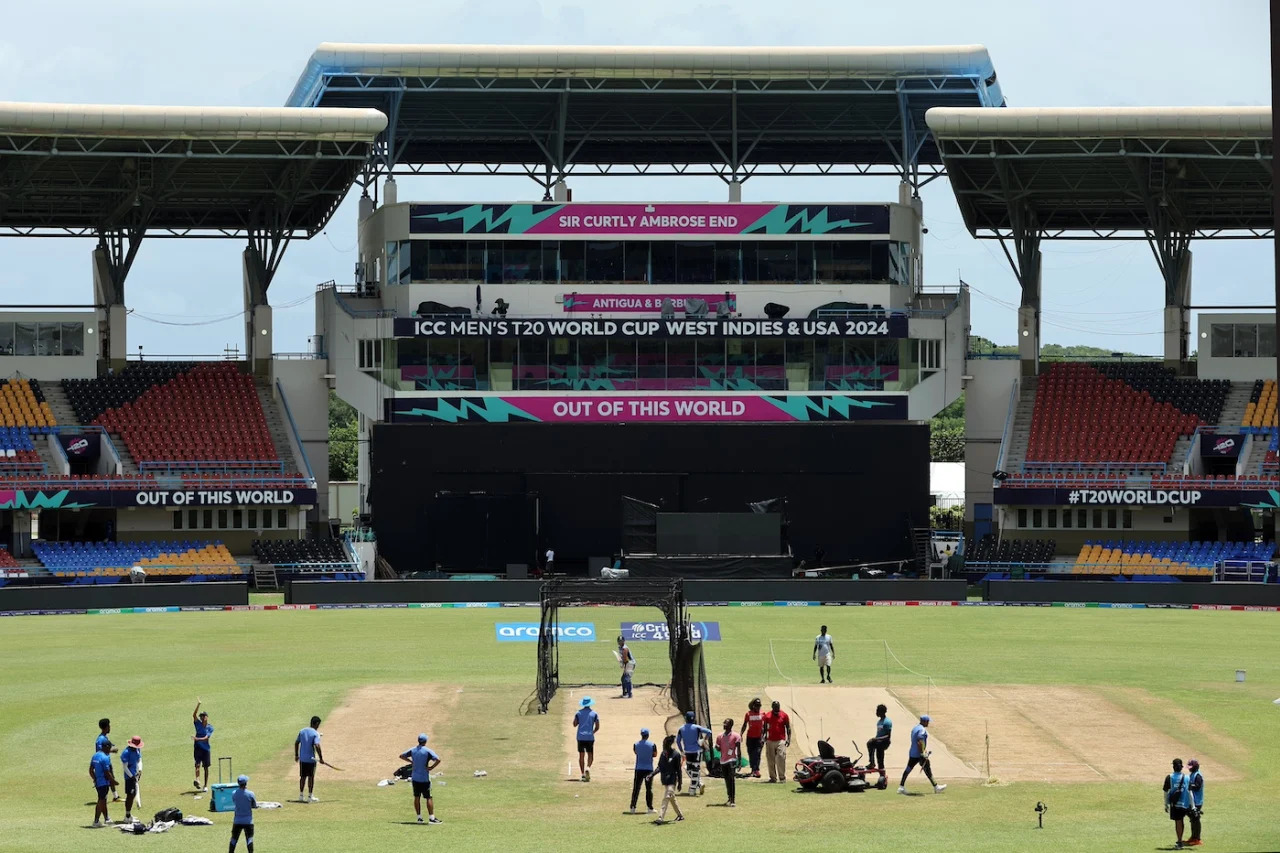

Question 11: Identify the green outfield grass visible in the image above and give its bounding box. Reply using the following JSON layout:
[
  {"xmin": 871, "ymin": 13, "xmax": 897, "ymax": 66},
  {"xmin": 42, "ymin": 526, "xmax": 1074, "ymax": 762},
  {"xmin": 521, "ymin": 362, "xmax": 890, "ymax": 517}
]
[{"xmin": 2, "ymin": 605, "xmax": 1277, "ymax": 853}]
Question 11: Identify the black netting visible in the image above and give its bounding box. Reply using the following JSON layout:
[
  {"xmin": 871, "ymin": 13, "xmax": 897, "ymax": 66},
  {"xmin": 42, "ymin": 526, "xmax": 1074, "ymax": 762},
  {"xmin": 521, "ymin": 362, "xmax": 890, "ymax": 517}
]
[
  {"xmin": 535, "ymin": 578, "xmax": 707, "ymax": 724},
  {"xmin": 621, "ymin": 495, "xmax": 659, "ymax": 554}
]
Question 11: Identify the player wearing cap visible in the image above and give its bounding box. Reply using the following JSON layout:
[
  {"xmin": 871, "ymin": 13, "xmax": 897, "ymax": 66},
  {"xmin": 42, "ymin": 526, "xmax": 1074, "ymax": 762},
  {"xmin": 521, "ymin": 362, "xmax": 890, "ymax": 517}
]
[
  {"xmin": 89, "ymin": 738, "xmax": 116, "ymax": 827},
  {"xmin": 399, "ymin": 734, "xmax": 443, "ymax": 824},
  {"xmin": 95, "ymin": 718, "xmax": 121, "ymax": 802},
  {"xmin": 676, "ymin": 711, "xmax": 712, "ymax": 795},
  {"xmin": 295, "ymin": 716, "xmax": 324, "ymax": 803},
  {"xmin": 229, "ymin": 774, "xmax": 257, "ymax": 853},
  {"xmin": 762, "ymin": 700, "xmax": 791, "ymax": 783},
  {"xmin": 1185, "ymin": 759, "xmax": 1204, "ymax": 847},
  {"xmin": 120, "ymin": 736, "xmax": 143, "ymax": 822},
  {"xmin": 192, "ymin": 699, "xmax": 213, "ymax": 791},
  {"xmin": 572, "ymin": 696, "xmax": 600, "ymax": 782},
  {"xmin": 630, "ymin": 727, "xmax": 657, "ymax": 814},
  {"xmin": 1163, "ymin": 758, "xmax": 1194, "ymax": 848},
  {"xmin": 739, "ymin": 698, "xmax": 765, "ymax": 778},
  {"xmin": 898, "ymin": 715, "xmax": 945, "ymax": 794}
]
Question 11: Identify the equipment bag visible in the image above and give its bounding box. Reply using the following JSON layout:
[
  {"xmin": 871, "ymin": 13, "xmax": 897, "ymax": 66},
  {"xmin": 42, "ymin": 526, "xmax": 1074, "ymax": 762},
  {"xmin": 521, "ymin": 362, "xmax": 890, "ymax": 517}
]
[{"xmin": 154, "ymin": 807, "xmax": 182, "ymax": 822}]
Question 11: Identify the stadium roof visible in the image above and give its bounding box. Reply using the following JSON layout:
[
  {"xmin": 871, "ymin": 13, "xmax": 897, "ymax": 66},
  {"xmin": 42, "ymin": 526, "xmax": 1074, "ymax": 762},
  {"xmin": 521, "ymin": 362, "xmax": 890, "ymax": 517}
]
[
  {"xmin": 0, "ymin": 102, "xmax": 387, "ymax": 237},
  {"xmin": 926, "ymin": 106, "xmax": 1273, "ymax": 239},
  {"xmin": 286, "ymin": 44, "xmax": 1005, "ymax": 183}
]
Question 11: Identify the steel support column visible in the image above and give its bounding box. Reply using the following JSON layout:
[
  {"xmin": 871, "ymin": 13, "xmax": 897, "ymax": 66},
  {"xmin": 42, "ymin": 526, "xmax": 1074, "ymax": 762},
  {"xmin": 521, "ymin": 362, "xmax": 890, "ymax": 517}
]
[
  {"xmin": 992, "ymin": 150, "xmax": 1043, "ymax": 376},
  {"xmin": 91, "ymin": 227, "xmax": 143, "ymax": 370}
]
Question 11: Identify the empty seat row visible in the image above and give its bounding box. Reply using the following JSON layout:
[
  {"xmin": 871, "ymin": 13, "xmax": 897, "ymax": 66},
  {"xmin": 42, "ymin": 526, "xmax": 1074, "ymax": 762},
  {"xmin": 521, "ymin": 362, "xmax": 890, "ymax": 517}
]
[{"xmin": 252, "ymin": 538, "xmax": 349, "ymax": 566}]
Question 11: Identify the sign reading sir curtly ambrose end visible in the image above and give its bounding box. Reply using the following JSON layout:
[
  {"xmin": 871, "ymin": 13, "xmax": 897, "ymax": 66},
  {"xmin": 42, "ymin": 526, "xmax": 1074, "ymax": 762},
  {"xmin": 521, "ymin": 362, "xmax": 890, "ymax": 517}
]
[{"xmin": 392, "ymin": 316, "xmax": 908, "ymax": 340}]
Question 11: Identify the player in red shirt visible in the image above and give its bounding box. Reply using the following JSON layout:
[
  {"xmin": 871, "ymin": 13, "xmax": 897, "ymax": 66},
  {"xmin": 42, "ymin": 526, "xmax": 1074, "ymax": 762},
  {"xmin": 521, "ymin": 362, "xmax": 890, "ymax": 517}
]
[
  {"xmin": 762, "ymin": 700, "xmax": 791, "ymax": 783},
  {"xmin": 738, "ymin": 698, "xmax": 765, "ymax": 778}
]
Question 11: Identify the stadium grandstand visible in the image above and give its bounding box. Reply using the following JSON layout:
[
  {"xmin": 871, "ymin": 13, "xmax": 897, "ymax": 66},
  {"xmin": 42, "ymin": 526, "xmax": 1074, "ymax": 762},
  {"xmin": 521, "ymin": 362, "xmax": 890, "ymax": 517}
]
[
  {"xmin": 933, "ymin": 106, "xmax": 1278, "ymax": 584},
  {"xmin": 0, "ymin": 46, "xmax": 1275, "ymax": 593}
]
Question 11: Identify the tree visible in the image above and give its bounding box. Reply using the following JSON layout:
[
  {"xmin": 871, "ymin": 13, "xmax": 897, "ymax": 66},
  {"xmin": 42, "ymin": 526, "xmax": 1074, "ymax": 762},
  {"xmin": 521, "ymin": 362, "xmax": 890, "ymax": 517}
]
[
  {"xmin": 930, "ymin": 416, "xmax": 964, "ymax": 463},
  {"xmin": 329, "ymin": 393, "xmax": 358, "ymax": 482}
]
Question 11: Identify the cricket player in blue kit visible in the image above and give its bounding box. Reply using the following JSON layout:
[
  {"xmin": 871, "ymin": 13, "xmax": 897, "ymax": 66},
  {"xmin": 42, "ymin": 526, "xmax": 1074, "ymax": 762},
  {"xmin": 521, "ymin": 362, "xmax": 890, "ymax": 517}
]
[
  {"xmin": 572, "ymin": 697, "xmax": 600, "ymax": 782},
  {"xmin": 89, "ymin": 739, "xmax": 116, "ymax": 827},
  {"xmin": 399, "ymin": 733, "xmax": 443, "ymax": 824},
  {"xmin": 192, "ymin": 700, "xmax": 213, "ymax": 791},
  {"xmin": 677, "ymin": 711, "xmax": 712, "ymax": 795},
  {"xmin": 229, "ymin": 774, "xmax": 256, "ymax": 853},
  {"xmin": 295, "ymin": 716, "xmax": 324, "ymax": 802},
  {"xmin": 898, "ymin": 715, "xmax": 945, "ymax": 794}
]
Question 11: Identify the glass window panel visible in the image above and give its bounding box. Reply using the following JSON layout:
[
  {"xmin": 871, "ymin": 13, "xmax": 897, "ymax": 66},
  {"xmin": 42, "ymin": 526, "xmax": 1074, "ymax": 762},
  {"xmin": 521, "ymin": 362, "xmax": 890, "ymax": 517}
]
[
  {"xmin": 870, "ymin": 242, "xmax": 890, "ymax": 281},
  {"xmin": 232, "ymin": 509, "xmax": 243, "ymax": 529},
  {"xmin": 248, "ymin": 509, "xmax": 258, "ymax": 529},
  {"xmin": 427, "ymin": 240, "xmax": 467, "ymax": 281},
  {"xmin": 585, "ymin": 241, "xmax": 624, "ymax": 282},
  {"xmin": 1235, "ymin": 324, "xmax": 1258, "ymax": 357},
  {"xmin": 755, "ymin": 243, "xmax": 797, "ymax": 282},
  {"xmin": 715, "ymin": 242, "xmax": 741, "ymax": 284},
  {"xmin": 262, "ymin": 509, "xmax": 272, "ymax": 529},
  {"xmin": 1032, "ymin": 509, "xmax": 1042, "ymax": 528},
  {"xmin": 1017, "ymin": 508, "xmax": 1027, "ymax": 528},
  {"xmin": 650, "ymin": 242, "xmax": 676, "ymax": 282},
  {"xmin": 217, "ymin": 509, "xmax": 228, "ymax": 529},
  {"xmin": 0, "ymin": 322, "xmax": 15, "ymax": 355},
  {"xmin": 173, "ymin": 511, "xmax": 182, "ymax": 530},
  {"xmin": 500, "ymin": 241, "xmax": 541, "ymax": 283},
  {"xmin": 14, "ymin": 323, "xmax": 35, "ymax": 356},
  {"xmin": 61, "ymin": 323, "xmax": 83, "ymax": 356},
  {"xmin": 188, "ymin": 509, "xmax": 198, "ymax": 529},
  {"xmin": 467, "ymin": 243, "xmax": 484, "ymax": 280},
  {"xmin": 795, "ymin": 241, "xmax": 814, "ymax": 283},
  {"xmin": 409, "ymin": 241, "xmax": 429, "ymax": 282},
  {"xmin": 676, "ymin": 242, "xmax": 715, "ymax": 284},
  {"xmin": 385, "ymin": 241, "xmax": 400, "ymax": 285},
  {"xmin": 278, "ymin": 509, "xmax": 288, "ymax": 529},
  {"xmin": 484, "ymin": 241, "xmax": 504, "ymax": 283},
  {"xmin": 539, "ymin": 241, "xmax": 559, "ymax": 282},
  {"xmin": 623, "ymin": 242, "xmax": 649, "ymax": 283},
  {"xmin": 1078, "ymin": 509, "xmax": 1087, "ymax": 529},
  {"xmin": 559, "ymin": 241, "xmax": 585, "ymax": 283},
  {"xmin": 1260, "ymin": 323, "xmax": 1276, "ymax": 359},
  {"xmin": 1210, "ymin": 324, "xmax": 1233, "ymax": 358},
  {"xmin": 1047, "ymin": 509, "xmax": 1057, "ymax": 528},
  {"xmin": 741, "ymin": 242, "xmax": 759, "ymax": 282},
  {"xmin": 516, "ymin": 337, "xmax": 549, "ymax": 390}
]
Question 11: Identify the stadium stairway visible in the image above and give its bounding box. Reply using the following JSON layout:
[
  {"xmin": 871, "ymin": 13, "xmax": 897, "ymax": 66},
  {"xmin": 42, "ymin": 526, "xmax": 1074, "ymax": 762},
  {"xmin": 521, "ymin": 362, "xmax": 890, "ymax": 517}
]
[
  {"xmin": 1000, "ymin": 375, "xmax": 1037, "ymax": 472},
  {"xmin": 40, "ymin": 383, "xmax": 140, "ymax": 475},
  {"xmin": 253, "ymin": 380, "xmax": 308, "ymax": 480}
]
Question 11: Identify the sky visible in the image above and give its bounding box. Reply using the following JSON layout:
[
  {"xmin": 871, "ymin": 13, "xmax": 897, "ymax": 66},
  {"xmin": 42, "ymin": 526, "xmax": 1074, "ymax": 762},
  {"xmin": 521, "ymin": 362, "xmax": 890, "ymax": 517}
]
[{"xmin": 0, "ymin": 0, "xmax": 1271, "ymax": 356}]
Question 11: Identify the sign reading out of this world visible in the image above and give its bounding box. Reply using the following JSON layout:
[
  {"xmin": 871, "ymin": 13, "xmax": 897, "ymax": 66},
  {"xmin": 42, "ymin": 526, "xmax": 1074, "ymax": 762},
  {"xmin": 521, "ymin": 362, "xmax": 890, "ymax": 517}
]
[{"xmin": 393, "ymin": 317, "xmax": 906, "ymax": 340}]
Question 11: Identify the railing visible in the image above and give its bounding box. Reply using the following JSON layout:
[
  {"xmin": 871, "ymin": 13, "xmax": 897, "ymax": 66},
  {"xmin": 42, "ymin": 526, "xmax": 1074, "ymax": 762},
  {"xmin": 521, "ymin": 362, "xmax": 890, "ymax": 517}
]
[
  {"xmin": 1021, "ymin": 461, "xmax": 1168, "ymax": 476},
  {"xmin": 275, "ymin": 379, "xmax": 317, "ymax": 484},
  {"xmin": 1215, "ymin": 561, "xmax": 1272, "ymax": 582},
  {"xmin": 319, "ymin": 280, "xmax": 396, "ymax": 319},
  {"xmin": 0, "ymin": 474, "xmax": 309, "ymax": 490},
  {"xmin": 0, "ymin": 461, "xmax": 45, "ymax": 473},
  {"xmin": 139, "ymin": 460, "xmax": 285, "ymax": 476},
  {"xmin": 126, "ymin": 354, "xmax": 243, "ymax": 362},
  {"xmin": 993, "ymin": 376, "xmax": 1019, "ymax": 478},
  {"xmin": 272, "ymin": 352, "xmax": 327, "ymax": 360}
]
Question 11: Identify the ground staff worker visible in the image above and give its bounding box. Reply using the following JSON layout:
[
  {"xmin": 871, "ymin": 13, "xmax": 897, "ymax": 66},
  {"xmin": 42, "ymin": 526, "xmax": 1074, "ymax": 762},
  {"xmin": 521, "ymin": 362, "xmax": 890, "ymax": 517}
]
[
  {"xmin": 1186, "ymin": 759, "xmax": 1204, "ymax": 847},
  {"xmin": 739, "ymin": 698, "xmax": 764, "ymax": 778},
  {"xmin": 762, "ymin": 700, "xmax": 791, "ymax": 783},
  {"xmin": 865, "ymin": 704, "xmax": 891, "ymax": 789},
  {"xmin": 1163, "ymin": 758, "xmax": 1194, "ymax": 848},
  {"xmin": 651, "ymin": 736, "xmax": 684, "ymax": 825},
  {"xmin": 630, "ymin": 728, "xmax": 657, "ymax": 814}
]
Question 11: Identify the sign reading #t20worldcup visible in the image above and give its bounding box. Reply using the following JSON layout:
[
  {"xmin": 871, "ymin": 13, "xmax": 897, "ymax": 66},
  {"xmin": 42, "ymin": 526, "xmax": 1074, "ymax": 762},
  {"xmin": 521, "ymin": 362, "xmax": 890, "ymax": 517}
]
[
  {"xmin": 409, "ymin": 202, "xmax": 889, "ymax": 237},
  {"xmin": 388, "ymin": 394, "xmax": 907, "ymax": 424}
]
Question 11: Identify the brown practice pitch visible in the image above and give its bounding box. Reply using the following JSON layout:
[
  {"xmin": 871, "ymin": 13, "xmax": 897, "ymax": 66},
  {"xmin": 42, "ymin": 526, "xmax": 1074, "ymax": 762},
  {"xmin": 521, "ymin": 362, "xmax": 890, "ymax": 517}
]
[{"xmin": 271, "ymin": 683, "xmax": 460, "ymax": 783}]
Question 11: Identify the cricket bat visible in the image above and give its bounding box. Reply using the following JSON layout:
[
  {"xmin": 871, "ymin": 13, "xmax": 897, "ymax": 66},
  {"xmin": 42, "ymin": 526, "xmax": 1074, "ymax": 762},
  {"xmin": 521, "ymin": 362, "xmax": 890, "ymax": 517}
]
[
  {"xmin": 321, "ymin": 760, "xmax": 346, "ymax": 772},
  {"xmin": 134, "ymin": 780, "xmax": 142, "ymax": 808}
]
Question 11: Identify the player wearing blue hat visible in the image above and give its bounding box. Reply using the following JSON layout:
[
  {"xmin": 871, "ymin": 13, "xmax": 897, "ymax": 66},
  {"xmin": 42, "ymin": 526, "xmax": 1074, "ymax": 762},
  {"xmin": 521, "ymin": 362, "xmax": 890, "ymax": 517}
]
[
  {"xmin": 398, "ymin": 734, "xmax": 442, "ymax": 825},
  {"xmin": 229, "ymin": 774, "xmax": 257, "ymax": 852},
  {"xmin": 572, "ymin": 697, "xmax": 600, "ymax": 782},
  {"xmin": 898, "ymin": 715, "xmax": 945, "ymax": 794},
  {"xmin": 630, "ymin": 727, "xmax": 657, "ymax": 814}
]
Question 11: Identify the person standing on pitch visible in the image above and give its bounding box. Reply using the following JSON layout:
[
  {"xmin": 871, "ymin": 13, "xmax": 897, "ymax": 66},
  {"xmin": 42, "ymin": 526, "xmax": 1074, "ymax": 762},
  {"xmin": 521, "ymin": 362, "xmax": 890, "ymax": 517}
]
[
  {"xmin": 295, "ymin": 716, "xmax": 324, "ymax": 802},
  {"xmin": 739, "ymin": 698, "xmax": 765, "ymax": 778},
  {"xmin": 89, "ymin": 738, "xmax": 116, "ymax": 827},
  {"xmin": 617, "ymin": 635, "xmax": 635, "ymax": 699},
  {"xmin": 229, "ymin": 774, "xmax": 257, "ymax": 853},
  {"xmin": 629, "ymin": 727, "xmax": 657, "ymax": 814},
  {"xmin": 650, "ymin": 735, "xmax": 684, "ymax": 825},
  {"xmin": 572, "ymin": 696, "xmax": 599, "ymax": 782},
  {"xmin": 1163, "ymin": 758, "xmax": 1194, "ymax": 848},
  {"xmin": 1186, "ymin": 759, "xmax": 1204, "ymax": 847},
  {"xmin": 865, "ymin": 704, "xmax": 892, "ymax": 789},
  {"xmin": 762, "ymin": 700, "xmax": 791, "ymax": 783},
  {"xmin": 813, "ymin": 625, "xmax": 835, "ymax": 683},
  {"xmin": 192, "ymin": 700, "xmax": 213, "ymax": 791},
  {"xmin": 120, "ymin": 736, "xmax": 143, "ymax": 822},
  {"xmin": 716, "ymin": 718, "xmax": 742, "ymax": 807},
  {"xmin": 676, "ymin": 711, "xmax": 712, "ymax": 795},
  {"xmin": 96, "ymin": 718, "xmax": 121, "ymax": 802},
  {"xmin": 898, "ymin": 715, "xmax": 945, "ymax": 794},
  {"xmin": 398, "ymin": 733, "xmax": 442, "ymax": 824}
]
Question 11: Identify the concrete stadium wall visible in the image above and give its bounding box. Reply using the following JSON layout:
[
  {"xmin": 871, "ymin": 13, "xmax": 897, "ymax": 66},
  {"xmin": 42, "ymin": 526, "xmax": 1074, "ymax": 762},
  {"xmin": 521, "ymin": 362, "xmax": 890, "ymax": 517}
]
[
  {"xmin": 286, "ymin": 578, "xmax": 967, "ymax": 605},
  {"xmin": 985, "ymin": 580, "xmax": 1280, "ymax": 607},
  {"xmin": 0, "ymin": 581, "xmax": 248, "ymax": 611}
]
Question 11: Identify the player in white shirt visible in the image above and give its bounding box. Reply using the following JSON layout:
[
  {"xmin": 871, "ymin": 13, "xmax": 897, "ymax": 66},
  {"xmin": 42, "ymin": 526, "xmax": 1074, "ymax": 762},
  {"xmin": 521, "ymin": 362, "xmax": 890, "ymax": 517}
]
[{"xmin": 812, "ymin": 625, "xmax": 835, "ymax": 683}]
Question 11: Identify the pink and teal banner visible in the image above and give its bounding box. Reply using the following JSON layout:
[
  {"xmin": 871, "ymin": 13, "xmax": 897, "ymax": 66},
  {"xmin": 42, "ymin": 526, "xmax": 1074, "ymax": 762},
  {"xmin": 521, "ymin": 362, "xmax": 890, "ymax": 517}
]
[
  {"xmin": 388, "ymin": 393, "xmax": 906, "ymax": 424},
  {"xmin": 562, "ymin": 293, "xmax": 736, "ymax": 313},
  {"xmin": 409, "ymin": 203, "xmax": 888, "ymax": 237}
]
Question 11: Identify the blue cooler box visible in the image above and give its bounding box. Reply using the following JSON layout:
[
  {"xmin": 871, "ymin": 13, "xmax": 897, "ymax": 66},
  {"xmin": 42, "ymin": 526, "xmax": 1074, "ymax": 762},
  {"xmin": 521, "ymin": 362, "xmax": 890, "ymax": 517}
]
[{"xmin": 210, "ymin": 784, "xmax": 236, "ymax": 812}]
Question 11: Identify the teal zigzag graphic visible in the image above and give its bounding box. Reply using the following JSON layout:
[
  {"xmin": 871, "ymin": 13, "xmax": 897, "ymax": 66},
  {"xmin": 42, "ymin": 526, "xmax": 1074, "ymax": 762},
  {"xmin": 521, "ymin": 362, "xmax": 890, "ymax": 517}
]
[
  {"xmin": 742, "ymin": 206, "xmax": 865, "ymax": 236},
  {"xmin": 414, "ymin": 204, "xmax": 564, "ymax": 235},
  {"xmin": 761, "ymin": 395, "xmax": 893, "ymax": 421},
  {"xmin": 1241, "ymin": 489, "xmax": 1280, "ymax": 510},
  {"xmin": 0, "ymin": 489, "xmax": 96, "ymax": 510},
  {"xmin": 400, "ymin": 397, "xmax": 540, "ymax": 423}
]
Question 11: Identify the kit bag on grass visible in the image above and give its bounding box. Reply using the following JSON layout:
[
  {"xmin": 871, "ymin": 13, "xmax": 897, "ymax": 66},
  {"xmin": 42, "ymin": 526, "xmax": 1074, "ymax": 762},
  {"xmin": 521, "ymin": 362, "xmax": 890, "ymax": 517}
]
[{"xmin": 154, "ymin": 807, "xmax": 182, "ymax": 823}]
